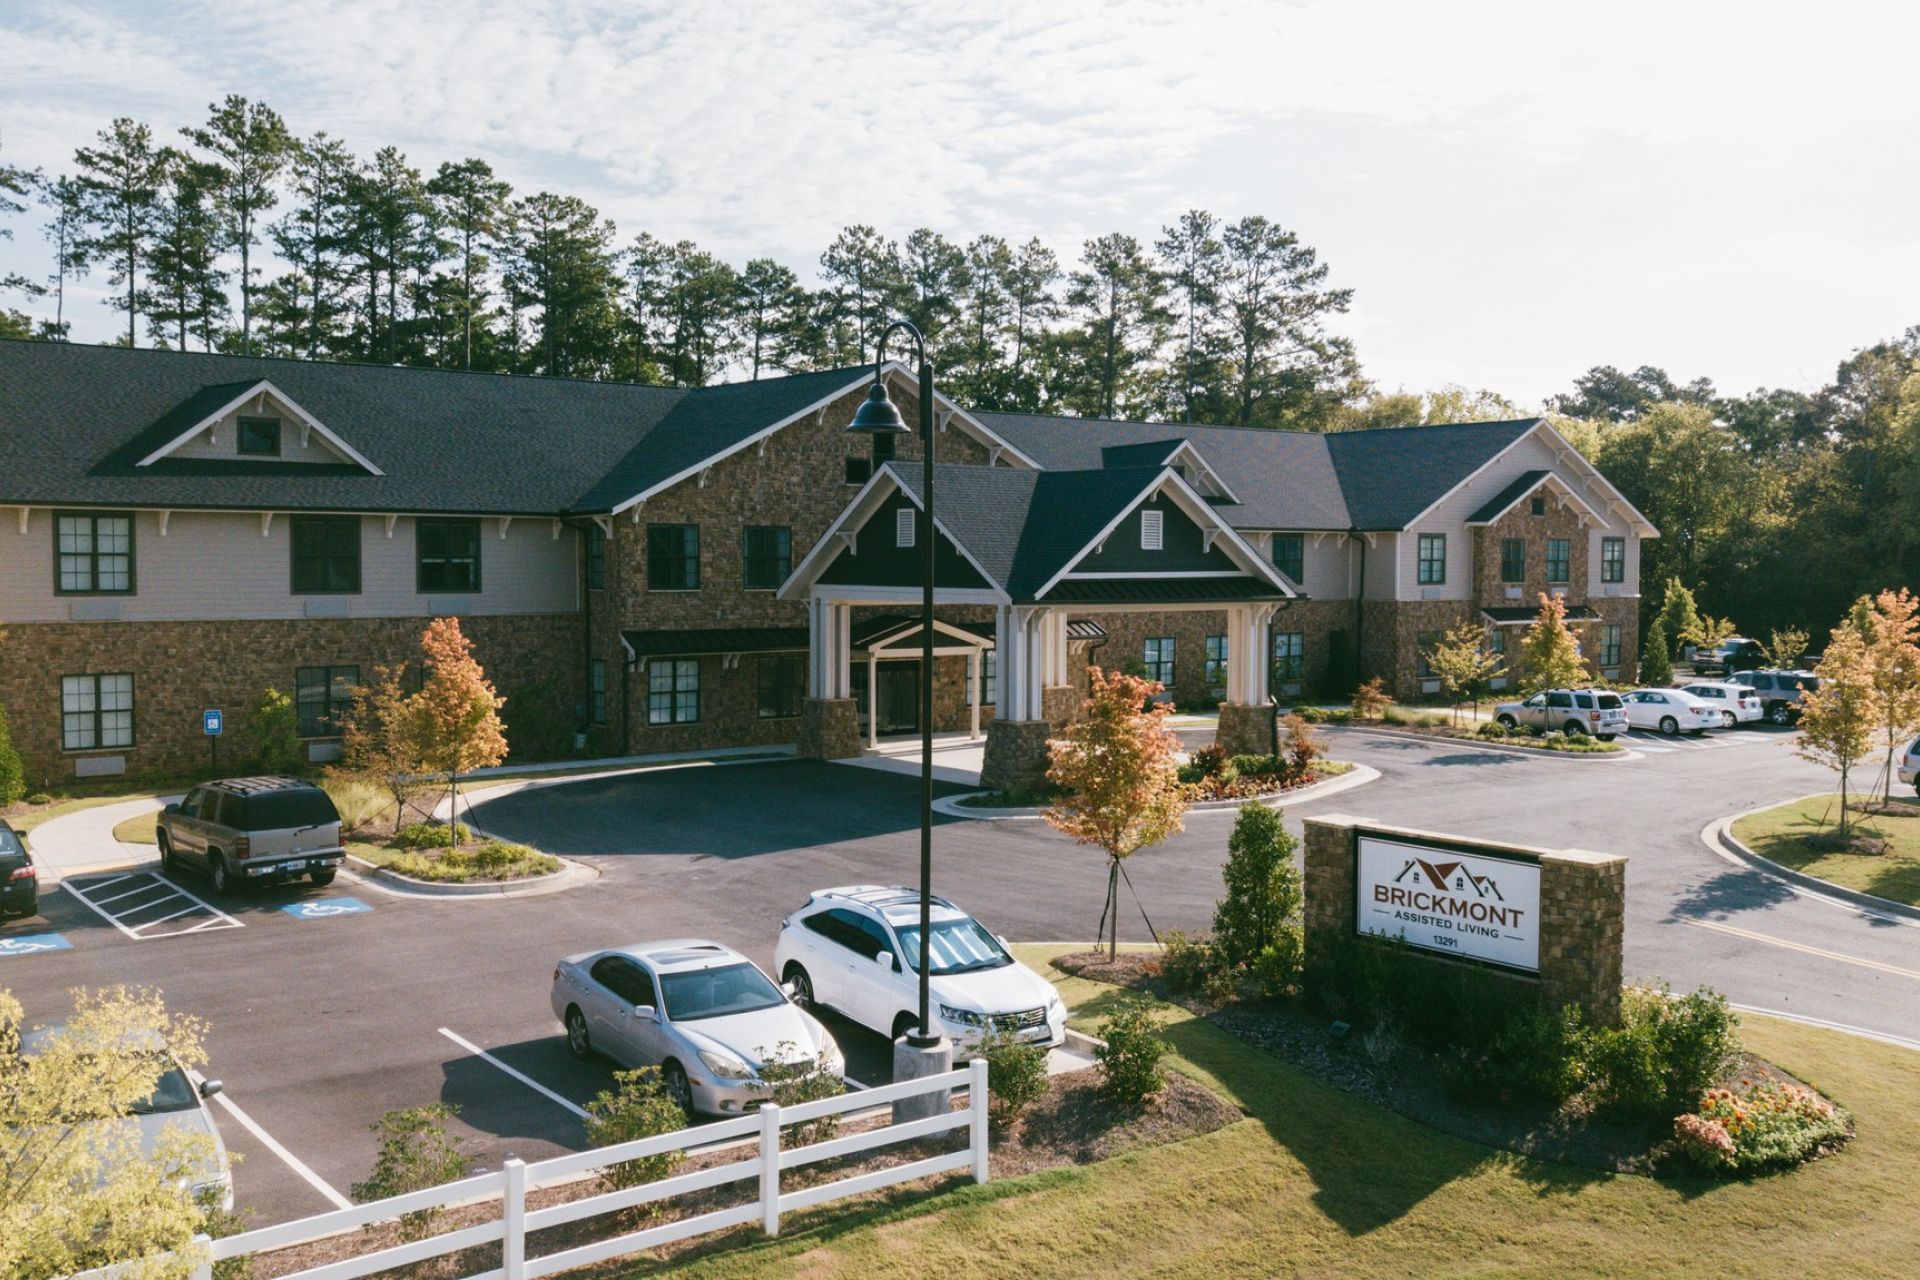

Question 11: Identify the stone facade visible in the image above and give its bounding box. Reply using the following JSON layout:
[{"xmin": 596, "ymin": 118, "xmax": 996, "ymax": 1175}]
[
  {"xmin": 1470, "ymin": 494, "xmax": 1590, "ymax": 610},
  {"xmin": 1, "ymin": 613, "xmax": 582, "ymax": 786},
  {"xmin": 1302, "ymin": 814, "xmax": 1629, "ymax": 1028},
  {"xmin": 1377, "ymin": 599, "xmax": 1480, "ymax": 700},
  {"xmin": 1087, "ymin": 598, "xmax": 1357, "ymax": 708},
  {"xmin": 797, "ymin": 697, "xmax": 859, "ymax": 762},
  {"xmin": 1216, "ymin": 703, "xmax": 1277, "ymax": 758},
  {"xmin": 980, "ymin": 719, "xmax": 1054, "ymax": 791}
]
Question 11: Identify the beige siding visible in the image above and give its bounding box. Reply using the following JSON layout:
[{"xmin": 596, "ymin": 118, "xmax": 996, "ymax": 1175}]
[
  {"xmin": 0, "ymin": 509, "xmax": 577, "ymax": 622},
  {"xmin": 1363, "ymin": 532, "xmax": 1399, "ymax": 600}
]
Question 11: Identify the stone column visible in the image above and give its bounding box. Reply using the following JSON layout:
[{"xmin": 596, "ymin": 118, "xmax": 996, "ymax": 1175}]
[
  {"xmin": 798, "ymin": 697, "xmax": 860, "ymax": 761},
  {"xmin": 1215, "ymin": 703, "xmax": 1277, "ymax": 758},
  {"xmin": 1538, "ymin": 850, "xmax": 1627, "ymax": 1026},
  {"xmin": 980, "ymin": 720, "xmax": 1054, "ymax": 791},
  {"xmin": 1301, "ymin": 815, "xmax": 1359, "ymax": 988}
]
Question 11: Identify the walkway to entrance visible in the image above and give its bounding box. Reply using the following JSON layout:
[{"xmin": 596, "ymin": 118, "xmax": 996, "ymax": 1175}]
[{"xmin": 835, "ymin": 732, "xmax": 987, "ymax": 787}]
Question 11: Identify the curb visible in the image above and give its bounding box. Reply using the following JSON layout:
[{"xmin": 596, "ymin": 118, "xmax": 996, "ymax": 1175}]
[
  {"xmin": 932, "ymin": 761, "xmax": 1381, "ymax": 821},
  {"xmin": 1702, "ymin": 801, "xmax": 1920, "ymax": 926},
  {"xmin": 1334, "ymin": 725, "xmax": 1640, "ymax": 761},
  {"xmin": 344, "ymin": 853, "xmax": 598, "ymax": 899}
]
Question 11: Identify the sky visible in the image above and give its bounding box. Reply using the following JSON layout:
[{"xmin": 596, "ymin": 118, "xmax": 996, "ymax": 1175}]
[{"xmin": 2, "ymin": 0, "xmax": 1915, "ymax": 407}]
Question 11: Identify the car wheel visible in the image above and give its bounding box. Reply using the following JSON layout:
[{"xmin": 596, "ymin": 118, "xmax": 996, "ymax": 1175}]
[
  {"xmin": 157, "ymin": 831, "xmax": 176, "ymax": 873},
  {"xmin": 1562, "ymin": 720, "xmax": 1587, "ymax": 737},
  {"xmin": 1722, "ymin": 711, "xmax": 1737, "ymax": 729},
  {"xmin": 564, "ymin": 1006, "xmax": 592, "ymax": 1060},
  {"xmin": 1497, "ymin": 714, "xmax": 1518, "ymax": 730},
  {"xmin": 784, "ymin": 963, "xmax": 815, "ymax": 1009},
  {"xmin": 210, "ymin": 855, "xmax": 233, "ymax": 895},
  {"xmin": 309, "ymin": 868, "xmax": 337, "ymax": 886},
  {"xmin": 1767, "ymin": 701, "xmax": 1792, "ymax": 726},
  {"xmin": 662, "ymin": 1060, "xmax": 694, "ymax": 1116},
  {"xmin": 1659, "ymin": 715, "xmax": 1679, "ymax": 736}
]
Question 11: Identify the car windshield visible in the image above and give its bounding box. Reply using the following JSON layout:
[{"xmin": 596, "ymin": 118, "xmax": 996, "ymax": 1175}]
[
  {"xmin": 129, "ymin": 1061, "xmax": 199, "ymax": 1115},
  {"xmin": 243, "ymin": 790, "xmax": 339, "ymax": 831},
  {"xmin": 657, "ymin": 962, "xmax": 785, "ymax": 1022},
  {"xmin": 894, "ymin": 917, "xmax": 1012, "ymax": 975}
]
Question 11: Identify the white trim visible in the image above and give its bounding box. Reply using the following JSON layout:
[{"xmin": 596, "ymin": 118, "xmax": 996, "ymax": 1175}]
[
  {"xmin": 777, "ymin": 469, "xmax": 899, "ymax": 599},
  {"xmin": 1159, "ymin": 440, "xmax": 1241, "ymax": 503},
  {"xmin": 134, "ymin": 380, "xmax": 384, "ymax": 475},
  {"xmin": 807, "ymin": 584, "xmax": 1007, "ymax": 606},
  {"xmin": 894, "ymin": 505, "xmax": 916, "ymax": 548},
  {"xmin": 1139, "ymin": 508, "xmax": 1164, "ymax": 550},
  {"xmin": 1400, "ymin": 419, "xmax": 1656, "ymax": 536},
  {"xmin": 1060, "ymin": 570, "xmax": 1249, "ymax": 579},
  {"xmin": 1462, "ymin": 470, "xmax": 1607, "ymax": 529},
  {"xmin": 855, "ymin": 616, "xmax": 995, "ymax": 652},
  {"xmin": 156, "ymin": 510, "xmax": 170, "ymax": 536}
]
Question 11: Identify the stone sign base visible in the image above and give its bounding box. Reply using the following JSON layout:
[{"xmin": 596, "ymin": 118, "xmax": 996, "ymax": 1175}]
[
  {"xmin": 981, "ymin": 719, "xmax": 1054, "ymax": 791},
  {"xmin": 1215, "ymin": 702, "xmax": 1277, "ymax": 758},
  {"xmin": 798, "ymin": 697, "xmax": 860, "ymax": 761}
]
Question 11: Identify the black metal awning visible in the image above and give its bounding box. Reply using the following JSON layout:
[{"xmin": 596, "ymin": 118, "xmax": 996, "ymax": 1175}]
[
  {"xmin": 1067, "ymin": 619, "xmax": 1109, "ymax": 642},
  {"xmin": 621, "ymin": 627, "xmax": 808, "ymax": 658}
]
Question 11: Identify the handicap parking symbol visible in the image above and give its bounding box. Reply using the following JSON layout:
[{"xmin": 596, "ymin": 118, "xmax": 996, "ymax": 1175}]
[
  {"xmin": 280, "ymin": 897, "xmax": 373, "ymax": 921},
  {"xmin": 0, "ymin": 932, "xmax": 72, "ymax": 957}
]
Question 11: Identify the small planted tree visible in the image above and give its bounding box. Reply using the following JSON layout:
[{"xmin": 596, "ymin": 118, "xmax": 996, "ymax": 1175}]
[
  {"xmin": 584, "ymin": 1068, "xmax": 685, "ymax": 1217},
  {"xmin": 1657, "ymin": 578, "xmax": 1702, "ymax": 659},
  {"xmin": 406, "ymin": 618, "xmax": 509, "ymax": 849},
  {"xmin": 1349, "ymin": 676, "xmax": 1391, "ymax": 721},
  {"xmin": 1766, "ymin": 626, "xmax": 1811, "ymax": 672},
  {"xmin": 1424, "ymin": 622, "xmax": 1504, "ymax": 724},
  {"xmin": 338, "ymin": 663, "xmax": 430, "ymax": 827},
  {"xmin": 1519, "ymin": 593, "xmax": 1589, "ymax": 692},
  {"xmin": 1862, "ymin": 589, "xmax": 1920, "ymax": 804},
  {"xmin": 350, "ymin": 1104, "xmax": 472, "ymax": 1242},
  {"xmin": 1639, "ymin": 618, "xmax": 1673, "ymax": 685},
  {"xmin": 248, "ymin": 687, "xmax": 303, "ymax": 775},
  {"xmin": 1212, "ymin": 803, "xmax": 1303, "ymax": 978},
  {"xmin": 1683, "ymin": 614, "xmax": 1737, "ymax": 659},
  {"xmin": 1046, "ymin": 668, "xmax": 1190, "ymax": 961},
  {"xmin": 1796, "ymin": 624, "xmax": 1875, "ymax": 836}
]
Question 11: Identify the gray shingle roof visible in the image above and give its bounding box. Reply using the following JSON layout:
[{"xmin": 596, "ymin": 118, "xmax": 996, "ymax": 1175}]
[
  {"xmin": 1323, "ymin": 420, "xmax": 1540, "ymax": 529},
  {"xmin": 1465, "ymin": 470, "xmax": 1551, "ymax": 524}
]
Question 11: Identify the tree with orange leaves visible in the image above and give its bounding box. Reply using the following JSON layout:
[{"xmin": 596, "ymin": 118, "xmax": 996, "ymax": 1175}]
[
  {"xmin": 1044, "ymin": 667, "xmax": 1190, "ymax": 961},
  {"xmin": 407, "ymin": 617, "xmax": 508, "ymax": 847}
]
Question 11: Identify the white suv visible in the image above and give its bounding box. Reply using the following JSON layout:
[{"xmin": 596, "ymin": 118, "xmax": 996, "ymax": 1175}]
[{"xmin": 773, "ymin": 886, "xmax": 1065, "ymax": 1050}]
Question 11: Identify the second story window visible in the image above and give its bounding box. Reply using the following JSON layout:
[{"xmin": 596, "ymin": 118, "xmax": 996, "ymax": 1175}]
[
  {"xmin": 1546, "ymin": 537, "xmax": 1571, "ymax": 584},
  {"xmin": 1272, "ymin": 533, "xmax": 1304, "ymax": 583},
  {"xmin": 586, "ymin": 525, "xmax": 606, "ymax": 590},
  {"xmin": 1601, "ymin": 536, "xmax": 1625, "ymax": 584},
  {"xmin": 417, "ymin": 518, "xmax": 481, "ymax": 592},
  {"xmin": 291, "ymin": 516, "xmax": 361, "ymax": 594},
  {"xmin": 647, "ymin": 523, "xmax": 699, "ymax": 590},
  {"xmin": 1417, "ymin": 533, "xmax": 1446, "ymax": 585},
  {"xmin": 55, "ymin": 511, "xmax": 135, "ymax": 595},
  {"xmin": 742, "ymin": 525, "xmax": 791, "ymax": 590},
  {"xmin": 1500, "ymin": 538, "xmax": 1525, "ymax": 584},
  {"xmin": 237, "ymin": 416, "xmax": 282, "ymax": 455}
]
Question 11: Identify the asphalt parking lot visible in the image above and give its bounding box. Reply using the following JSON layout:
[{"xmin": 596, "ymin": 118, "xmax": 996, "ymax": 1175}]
[{"xmin": 4, "ymin": 720, "xmax": 1917, "ymax": 1229}]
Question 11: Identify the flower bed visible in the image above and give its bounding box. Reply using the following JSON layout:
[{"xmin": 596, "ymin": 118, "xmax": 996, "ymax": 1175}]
[
  {"xmin": 1674, "ymin": 1081, "xmax": 1852, "ymax": 1173},
  {"xmin": 351, "ymin": 834, "xmax": 562, "ymax": 883}
]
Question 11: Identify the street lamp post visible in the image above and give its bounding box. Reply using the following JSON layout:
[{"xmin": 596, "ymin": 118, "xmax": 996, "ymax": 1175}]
[{"xmin": 847, "ymin": 321, "xmax": 953, "ymax": 1107}]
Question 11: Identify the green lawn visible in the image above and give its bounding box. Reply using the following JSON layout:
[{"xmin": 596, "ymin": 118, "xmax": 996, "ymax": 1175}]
[
  {"xmin": 636, "ymin": 945, "xmax": 1919, "ymax": 1280},
  {"xmin": 1732, "ymin": 793, "xmax": 1920, "ymax": 907},
  {"xmin": 112, "ymin": 811, "xmax": 160, "ymax": 844}
]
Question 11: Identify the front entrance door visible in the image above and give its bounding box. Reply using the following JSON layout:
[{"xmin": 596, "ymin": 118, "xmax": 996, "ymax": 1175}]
[{"xmin": 877, "ymin": 661, "xmax": 920, "ymax": 735}]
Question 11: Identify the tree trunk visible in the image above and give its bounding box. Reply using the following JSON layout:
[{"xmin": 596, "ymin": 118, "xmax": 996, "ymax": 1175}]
[
  {"xmin": 1107, "ymin": 858, "xmax": 1121, "ymax": 961},
  {"xmin": 448, "ymin": 775, "xmax": 459, "ymax": 849}
]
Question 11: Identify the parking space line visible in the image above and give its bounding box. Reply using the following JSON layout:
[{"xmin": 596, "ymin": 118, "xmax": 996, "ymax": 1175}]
[
  {"xmin": 188, "ymin": 1069, "xmax": 352, "ymax": 1211},
  {"xmin": 149, "ymin": 872, "xmax": 241, "ymax": 922},
  {"xmin": 130, "ymin": 904, "xmax": 200, "ymax": 931},
  {"xmin": 61, "ymin": 872, "xmax": 245, "ymax": 942},
  {"xmin": 437, "ymin": 1027, "xmax": 591, "ymax": 1120},
  {"xmin": 62, "ymin": 879, "xmax": 148, "ymax": 940},
  {"xmin": 1684, "ymin": 918, "xmax": 1920, "ymax": 982}
]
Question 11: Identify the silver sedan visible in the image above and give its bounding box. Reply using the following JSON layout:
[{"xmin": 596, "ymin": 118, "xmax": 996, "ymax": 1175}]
[{"xmin": 551, "ymin": 939, "xmax": 844, "ymax": 1116}]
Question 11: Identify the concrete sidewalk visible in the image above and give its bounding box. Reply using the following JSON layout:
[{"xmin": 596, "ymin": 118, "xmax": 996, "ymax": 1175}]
[
  {"xmin": 836, "ymin": 733, "xmax": 988, "ymax": 786},
  {"xmin": 25, "ymin": 795, "xmax": 175, "ymax": 882}
]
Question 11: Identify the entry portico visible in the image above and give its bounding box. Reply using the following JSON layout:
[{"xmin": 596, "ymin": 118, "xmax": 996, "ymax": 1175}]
[{"xmin": 781, "ymin": 460, "xmax": 1296, "ymax": 788}]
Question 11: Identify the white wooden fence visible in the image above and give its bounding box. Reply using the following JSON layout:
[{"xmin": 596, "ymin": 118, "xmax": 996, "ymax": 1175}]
[{"xmin": 102, "ymin": 1060, "xmax": 988, "ymax": 1280}]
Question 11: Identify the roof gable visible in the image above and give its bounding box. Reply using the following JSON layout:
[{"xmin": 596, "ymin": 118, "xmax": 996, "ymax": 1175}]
[
  {"xmin": 135, "ymin": 380, "xmax": 383, "ymax": 474},
  {"xmin": 1323, "ymin": 419, "xmax": 1542, "ymax": 530},
  {"xmin": 1464, "ymin": 469, "xmax": 1606, "ymax": 527}
]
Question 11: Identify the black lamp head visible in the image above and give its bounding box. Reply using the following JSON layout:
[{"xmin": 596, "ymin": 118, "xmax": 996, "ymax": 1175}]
[{"xmin": 848, "ymin": 379, "xmax": 910, "ymax": 434}]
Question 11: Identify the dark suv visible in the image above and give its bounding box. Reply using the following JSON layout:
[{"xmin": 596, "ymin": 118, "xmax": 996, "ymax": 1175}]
[
  {"xmin": 156, "ymin": 777, "xmax": 344, "ymax": 894},
  {"xmin": 0, "ymin": 822, "xmax": 38, "ymax": 919},
  {"xmin": 1699, "ymin": 638, "xmax": 1766, "ymax": 676},
  {"xmin": 1730, "ymin": 669, "xmax": 1820, "ymax": 725}
]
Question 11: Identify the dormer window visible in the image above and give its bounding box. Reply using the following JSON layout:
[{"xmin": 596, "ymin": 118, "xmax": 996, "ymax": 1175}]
[
  {"xmin": 1141, "ymin": 509, "xmax": 1164, "ymax": 550},
  {"xmin": 238, "ymin": 416, "xmax": 282, "ymax": 456}
]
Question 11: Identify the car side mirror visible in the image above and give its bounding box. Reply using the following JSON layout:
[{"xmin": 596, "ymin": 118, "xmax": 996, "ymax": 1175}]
[
  {"xmin": 631, "ymin": 1005, "xmax": 656, "ymax": 1021},
  {"xmin": 164, "ymin": 803, "xmax": 180, "ymax": 815},
  {"xmin": 198, "ymin": 1079, "xmax": 223, "ymax": 1099}
]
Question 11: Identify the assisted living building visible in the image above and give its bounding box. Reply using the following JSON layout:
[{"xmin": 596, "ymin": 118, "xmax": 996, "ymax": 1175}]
[{"xmin": 0, "ymin": 339, "xmax": 1654, "ymax": 790}]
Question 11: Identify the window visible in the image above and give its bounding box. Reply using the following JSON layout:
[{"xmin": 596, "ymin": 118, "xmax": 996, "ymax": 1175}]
[
  {"xmin": 895, "ymin": 506, "xmax": 916, "ymax": 549},
  {"xmin": 647, "ymin": 657, "xmax": 699, "ymax": 724},
  {"xmin": 1140, "ymin": 509, "xmax": 1164, "ymax": 551},
  {"xmin": 1601, "ymin": 536, "xmax": 1625, "ymax": 584},
  {"xmin": 237, "ymin": 415, "xmax": 281, "ymax": 455},
  {"xmin": 590, "ymin": 956, "xmax": 656, "ymax": 1009},
  {"xmin": 1530, "ymin": 496, "xmax": 1546, "ymax": 516},
  {"xmin": 1600, "ymin": 625, "xmax": 1622, "ymax": 668},
  {"xmin": 845, "ymin": 454, "xmax": 871, "ymax": 485},
  {"xmin": 1546, "ymin": 537, "xmax": 1571, "ymax": 583},
  {"xmin": 291, "ymin": 516, "xmax": 361, "ymax": 594},
  {"xmin": 742, "ymin": 525, "xmax": 791, "ymax": 590},
  {"xmin": 871, "ymin": 431, "xmax": 897, "ymax": 464},
  {"xmin": 1417, "ymin": 533, "xmax": 1446, "ymax": 585},
  {"xmin": 295, "ymin": 665, "xmax": 359, "ymax": 738},
  {"xmin": 1416, "ymin": 630, "xmax": 1441, "ymax": 679},
  {"xmin": 1204, "ymin": 635, "xmax": 1229, "ymax": 695},
  {"xmin": 1500, "ymin": 538, "xmax": 1525, "ymax": 584},
  {"xmin": 1489, "ymin": 626, "xmax": 1508, "ymax": 662},
  {"xmin": 966, "ymin": 651, "xmax": 997, "ymax": 706},
  {"xmin": 416, "ymin": 518, "xmax": 481, "ymax": 592},
  {"xmin": 1272, "ymin": 533, "xmax": 1304, "ymax": 583},
  {"xmin": 61, "ymin": 673, "xmax": 133, "ymax": 751},
  {"xmin": 586, "ymin": 525, "xmax": 605, "ymax": 590},
  {"xmin": 590, "ymin": 659, "xmax": 608, "ymax": 724},
  {"xmin": 1271, "ymin": 632, "xmax": 1304, "ymax": 684},
  {"xmin": 757, "ymin": 653, "xmax": 805, "ymax": 719},
  {"xmin": 646, "ymin": 523, "xmax": 699, "ymax": 590},
  {"xmin": 1143, "ymin": 636, "xmax": 1175, "ymax": 686},
  {"xmin": 55, "ymin": 512, "xmax": 134, "ymax": 594}
]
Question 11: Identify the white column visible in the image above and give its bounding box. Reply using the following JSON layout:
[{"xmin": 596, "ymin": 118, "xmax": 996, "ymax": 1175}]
[
  {"xmin": 968, "ymin": 649, "xmax": 981, "ymax": 739},
  {"xmin": 1249, "ymin": 606, "xmax": 1274, "ymax": 706},
  {"xmin": 1224, "ymin": 606, "xmax": 1249, "ymax": 704},
  {"xmin": 867, "ymin": 651, "xmax": 879, "ymax": 748},
  {"xmin": 996, "ymin": 605, "xmax": 1025, "ymax": 722},
  {"xmin": 808, "ymin": 598, "xmax": 827, "ymax": 698},
  {"xmin": 1023, "ymin": 608, "xmax": 1047, "ymax": 720},
  {"xmin": 831, "ymin": 604, "xmax": 851, "ymax": 699},
  {"xmin": 1043, "ymin": 611, "xmax": 1069, "ymax": 688}
]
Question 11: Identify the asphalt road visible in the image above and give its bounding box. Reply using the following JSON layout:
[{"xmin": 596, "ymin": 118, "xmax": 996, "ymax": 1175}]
[{"xmin": 2, "ymin": 722, "xmax": 1914, "ymax": 1229}]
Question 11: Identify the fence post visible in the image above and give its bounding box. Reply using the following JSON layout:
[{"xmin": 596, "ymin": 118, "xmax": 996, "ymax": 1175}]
[
  {"xmin": 969, "ymin": 1057, "xmax": 989, "ymax": 1184},
  {"xmin": 759, "ymin": 1103, "xmax": 782, "ymax": 1237},
  {"xmin": 503, "ymin": 1159, "xmax": 527, "ymax": 1280},
  {"xmin": 190, "ymin": 1232, "xmax": 214, "ymax": 1280}
]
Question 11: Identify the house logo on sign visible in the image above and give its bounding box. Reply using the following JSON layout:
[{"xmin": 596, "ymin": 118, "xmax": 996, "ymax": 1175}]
[{"xmin": 1395, "ymin": 858, "xmax": 1508, "ymax": 903}]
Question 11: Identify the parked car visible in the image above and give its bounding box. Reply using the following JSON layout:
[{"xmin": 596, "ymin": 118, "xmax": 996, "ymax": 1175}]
[
  {"xmin": 18, "ymin": 1024, "xmax": 232, "ymax": 1211},
  {"xmin": 551, "ymin": 939, "xmax": 842, "ymax": 1117},
  {"xmin": 1696, "ymin": 638, "xmax": 1767, "ymax": 676},
  {"xmin": 774, "ymin": 885, "xmax": 1066, "ymax": 1049},
  {"xmin": 0, "ymin": 821, "xmax": 38, "ymax": 919},
  {"xmin": 1492, "ymin": 689, "xmax": 1628, "ymax": 739},
  {"xmin": 1729, "ymin": 669, "xmax": 1821, "ymax": 725},
  {"xmin": 1620, "ymin": 687, "xmax": 1719, "ymax": 736},
  {"xmin": 1681, "ymin": 680, "xmax": 1765, "ymax": 728},
  {"xmin": 156, "ymin": 777, "xmax": 344, "ymax": 894},
  {"xmin": 1899, "ymin": 738, "xmax": 1920, "ymax": 795}
]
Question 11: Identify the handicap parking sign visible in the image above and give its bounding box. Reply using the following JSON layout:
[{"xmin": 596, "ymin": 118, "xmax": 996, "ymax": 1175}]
[
  {"xmin": 0, "ymin": 932, "xmax": 72, "ymax": 957},
  {"xmin": 280, "ymin": 897, "xmax": 372, "ymax": 921}
]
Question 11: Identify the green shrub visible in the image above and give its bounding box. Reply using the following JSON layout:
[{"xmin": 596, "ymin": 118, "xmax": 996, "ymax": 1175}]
[
  {"xmin": 750, "ymin": 1044, "xmax": 845, "ymax": 1146},
  {"xmin": 0, "ymin": 703, "xmax": 24, "ymax": 806},
  {"xmin": 973, "ymin": 1030, "xmax": 1050, "ymax": 1131},
  {"xmin": 1279, "ymin": 714, "xmax": 1325, "ymax": 784},
  {"xmin": 394, "ymin": 820, "xmax": 472, "ymax": 848},
  {"xmin": 385, "ymin": 840, "xmax": 560, "ymax": 882},
  {"xmin": 585, "ymin": 1068, "xmax": 686, "ymax": 1208},
  {"xmin": 1095, "ymin": 999, "xmax": 1166, "ymax": 1111},
  {"xmin": 1248, "ymin": 926, "xmax": 1306, "ymax": 1000},
  {"xmin": 320, "ymin": 773, "xmax": 385, "ymax": 836},
  {"xmin": 24, "ymin": 792, "xmax": 53, "ymax": 806},
  {"xmin": 1212, "ymin": 803, "xmax": 1302, "ymax": 970},
  {"xmin": 1175, "ymin": 761, "xmax": 1207, "ymax": 785},
  {"xmin": 1225, "ymin": 753, "xmax": 1282, "ymax": 779},
  {"xmin": 1311, "ymin": 932, "xmax": 1540, "ymax": 1054},
  {"xmin": 248, "ymin": 688, "xmax": 304, "ymax": 776},
  {"xmin": 1187, "ymin": 743, "xmax": 1228, "ymax": 777},
  {"xmin": 1640, "ymin": 619, "xmax": 1674, "ymax": 685},
  {"xmin": 1158, "ymin": 929, "xmax": 1223, "ymax": 994},
  {"xmin": 350, "ymin": 1104, "xmax": 472, "ymax": 1241},
  {"xmin": 1476, "ymin": 720, "xmax": 1509, "ymax": 739},
  {"xmin": 1382, "ymin": 706, "xmax": 1450, "ymax": 728},
  {"xmin": 1674, "ymin": 1082, "xmax": 1850, "ymax": 1173},
  {"xmin": 1585, "ymin": 983, "xmax": 1741, "ymax": 1118}
]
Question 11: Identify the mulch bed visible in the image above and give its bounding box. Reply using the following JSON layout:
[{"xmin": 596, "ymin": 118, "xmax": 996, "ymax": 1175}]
[
  {"xmin": 1801, "ymin": 832, "xmax": 1893, "ymax": 856},
  {"xmin": 1055, "ymin": 951, "xmax": 1836, "ymax": 1177},
  {"xmin": 235, "ymin": 1068, "xmax": 1237, "ymax": 1279}
]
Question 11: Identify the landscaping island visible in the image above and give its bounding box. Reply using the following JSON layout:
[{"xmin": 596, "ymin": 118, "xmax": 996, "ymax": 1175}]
[{"xmin": 1731, "ymin": 792, "xmax": 1920, "ymax": 908}]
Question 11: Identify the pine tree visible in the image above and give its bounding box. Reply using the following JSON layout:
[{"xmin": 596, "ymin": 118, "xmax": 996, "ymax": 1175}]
[
  {"xmin": 264, "ymin": 133, "xmax": 357, "ymax": 358},
  {"xmin": 1003, "ymin": 237, "xmax": 1061, "ymax": 411},
  {"xmin": 1060, "ymin": 232, "xmax": 1168, "ymax": 419},
  {"xmin": 36, "ymin": 174, "xmax": 89, "ymax": 338},
  {"xmin": 182, "ymin": 96, "xmax": 290, "ymax": 355},
  {"xmin": 1, "ymin": 143, "xmax": 45, "ymax": 328},
  {"xmin": 1156, "ymin": 209, "xmax": 1226, "ymax": 423},
  {"xmin": 504, "ymin": 192, "xmax": 619, "ymax": 377},
  {"xmin": 1219, "ymin": 215, "xmax": 1360, "ymax": 429},
  {"xmin": 819, "ymin": 224, "xmax": 904, "ymax": 365},
  {"xmin": 424, "ymin": 158, "xmax": 511, "ymax": 369},
  {"xmin": 1640, "ymin": 619, "xmax": 1674, "ymax": 684},
  {"xmin": 618, "ymin": 232, "xmax": 671, "ymax": 382},
  {"xmin": 73, "ymin": 117, "xmax": 170, "ymax": 346},
  {"xmin": 898, "ymin": 227, "xmax": 966, "ymax": 352},
  {"xmin": 737, "ymin": 257, "xmax": 803, "ymax": 379},
  {"xmin": 145, "ymin": 152, "xmax": 229, "ymax": 351},
  {"xmin": 947, "ymin": 234, "xmax": 1012, "ymax": 406},
  {"xmin": 660, "ymin": 240, "xmax": 739, "ymax": 386}
]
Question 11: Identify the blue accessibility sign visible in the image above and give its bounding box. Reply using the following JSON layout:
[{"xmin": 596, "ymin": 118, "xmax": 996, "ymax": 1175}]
[
  {"xmin": 280, "ymin": 897, "xmax": 373, "ymax": 921},
  {"xmin": 0, "ymin": 932, "xmax": 72, "ymax": 957},
  {"xmin": 203, "ymin": 709, "xmax": 223, "ymax": 736}
]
